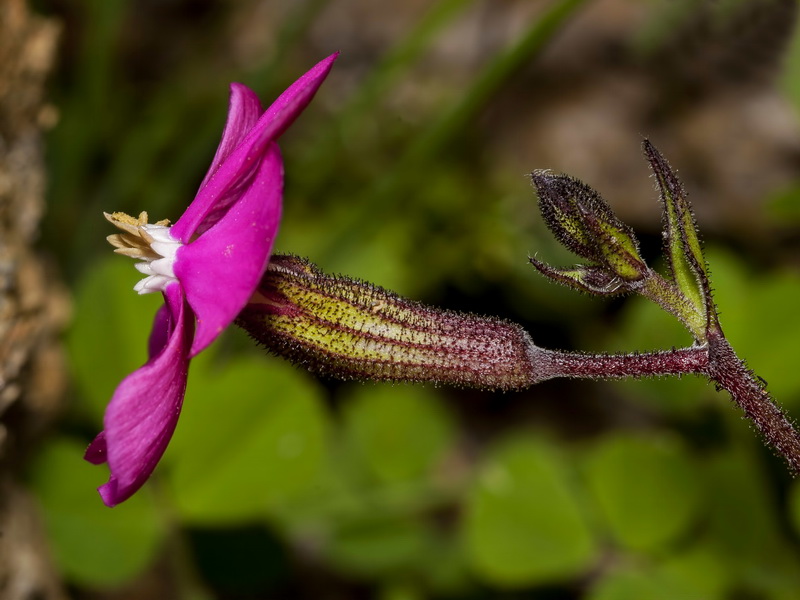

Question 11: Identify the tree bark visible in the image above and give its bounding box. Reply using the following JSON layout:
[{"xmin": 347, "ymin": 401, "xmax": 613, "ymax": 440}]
[{"xmin": 0, "ymin": 1, "xmax": 67, "ymax": 598}]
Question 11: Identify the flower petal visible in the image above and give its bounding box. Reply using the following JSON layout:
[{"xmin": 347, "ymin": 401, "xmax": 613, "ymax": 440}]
[
  {"xmin": 176, "ymin": 143, "xmax": 283, "ymax": 357},
  {"xmin": 84, "ymin": 431, "xmax": 107, "ymax": 465},
  {"xmin": 85, "ymin": 283, "xmax": 193, "ymax": 507},
  {"xmin": 147, "ymin": 302, "xmax": 172, "ymax": 358},
  {"xmin": 198, "ymin": 83, "xmax": 263, "ymax": 191},
  {"xmin": 254, "ymin": 52, "xmax": 339, "ymax": 145},
  {"xmin": 171, "ymin": 53, "xmax": 337, "ymax": 242}
]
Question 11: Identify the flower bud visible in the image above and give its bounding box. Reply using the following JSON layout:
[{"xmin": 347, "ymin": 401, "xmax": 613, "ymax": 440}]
[
  {"xmin": 237, "ymin": 255, "xmax": 545, "ymax": 390},
  {"xmin": 530, "ymin": 171, "xmax": 649, "ymax": 284}
]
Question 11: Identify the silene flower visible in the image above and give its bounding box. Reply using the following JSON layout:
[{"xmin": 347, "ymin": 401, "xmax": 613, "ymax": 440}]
[{"xmin": 84, "ymin": 53, "xmax": 338, "ymax": 507}]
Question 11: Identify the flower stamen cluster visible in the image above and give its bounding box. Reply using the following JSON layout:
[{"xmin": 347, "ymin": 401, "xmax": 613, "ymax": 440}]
[
  {"xmin": 105, "ymin": 211, "xmax": 172, "ymax": 259},
  {"xmin": 105, "ymin": 212, "xmax": 182, "ymax": 295}
]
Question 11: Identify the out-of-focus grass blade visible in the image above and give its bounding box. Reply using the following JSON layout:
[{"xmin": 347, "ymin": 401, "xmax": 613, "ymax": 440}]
[{"xmin": 319, "ymin": 0, "xmax": 590, "ymax": 262}]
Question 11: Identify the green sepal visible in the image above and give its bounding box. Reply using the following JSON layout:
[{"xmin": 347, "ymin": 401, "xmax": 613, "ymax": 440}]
[
  {"xmin": 528, "ymin": 257, "xmax": 626, "ymax": 296},
  {"xmin": 643, "ymin": 140, "xmax": 719, "ymax": 333},
  {"xmin": 578, "ymin": 204, "xmax": 649, "ymax": 283}
]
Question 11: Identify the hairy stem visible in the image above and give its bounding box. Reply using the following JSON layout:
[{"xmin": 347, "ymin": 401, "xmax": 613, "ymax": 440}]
[
  {"xmin": 704, "ymin": 331, "xmax": 800, "ymax": 474},
  {"xmin": 536, "ymin": 345, "xmax": 709, "ymax": 381}
]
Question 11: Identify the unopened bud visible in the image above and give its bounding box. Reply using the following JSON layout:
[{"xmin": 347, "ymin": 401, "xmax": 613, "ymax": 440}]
[
  {"xmin": 530, "ymin": 171, "xmax": 649, "ymax": 284},
  {"xmin": 237, "ymin": 255, "xmax": 544, "ymax": 390}
]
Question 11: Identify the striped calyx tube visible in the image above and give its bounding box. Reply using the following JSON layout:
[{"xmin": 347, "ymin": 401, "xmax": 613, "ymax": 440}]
[{"xmin": 236, "ymin": 255, "xmax": 544, "ymax": 390}]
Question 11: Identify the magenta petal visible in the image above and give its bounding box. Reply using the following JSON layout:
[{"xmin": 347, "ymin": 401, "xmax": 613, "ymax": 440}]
[
  {"xmin": 251, "ymin": 52, "xmax": 338, "ymax": 145},
  {"xmin": 176, "ymin": 144, "xmax": 283, "ymax": 357},
  {"xmin": 93, "ymin": 284, "xmax": 193, "ymax": 507},
  {"xmin": 197, "ymin": 83, "xmax": 263, "ymax": 191},
  {"xmin": 147, "ymin": 302, "xmax": 171, "ymax": 358},
  {"xmin": 84, "ymin": 431, "xmax": 107, "ymax": 465},
  {"xmin": 170, "ymin": 113, "xmax": 275, "ymax": 243},
  {"xmin": 171, "ymin": 53, "xmax": 337, "ymax": 243}
]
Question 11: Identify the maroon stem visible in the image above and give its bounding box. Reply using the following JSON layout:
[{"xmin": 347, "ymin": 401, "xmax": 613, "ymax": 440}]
[
  {"xmin": 704, "ymin": 331, "xmax": 800, "ymax": 474},
  {"xmin": 537, "ymin": 337, "xmax": 800, "ymax": 474},
  {"xmin": 535, "ymin": 345, "xmax": 709, "ymax": 381}
]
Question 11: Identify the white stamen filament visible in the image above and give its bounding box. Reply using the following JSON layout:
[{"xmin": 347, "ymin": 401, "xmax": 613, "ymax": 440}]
[
  {"xmin": 132, "ymin": 225, "xmax": 182, "ymax": 294},
  {"xmin": 104, "ymin": 211, "xmax": 183, "ymax": 294}
]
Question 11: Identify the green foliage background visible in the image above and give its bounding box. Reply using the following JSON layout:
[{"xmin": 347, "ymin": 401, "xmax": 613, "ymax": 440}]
[{"xmin": 30, "ymin": 0, "xmax": 800, "ymax": 597}]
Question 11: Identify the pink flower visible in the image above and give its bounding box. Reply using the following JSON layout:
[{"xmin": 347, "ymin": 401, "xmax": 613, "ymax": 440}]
[{"xmin": 84, "ymin": 54, "xmax": 338, "ymax": 507}]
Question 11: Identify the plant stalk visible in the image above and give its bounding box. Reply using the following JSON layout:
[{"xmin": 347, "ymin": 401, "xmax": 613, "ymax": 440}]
[{"xmin": 704, "ymin": 331, "xmax": 800, "ymax": 474}]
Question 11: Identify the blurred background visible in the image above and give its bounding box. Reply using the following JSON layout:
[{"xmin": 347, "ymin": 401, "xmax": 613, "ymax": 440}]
[{"xmin": 15, "ymin": 0, "xmax": 800, "ymax": 597}]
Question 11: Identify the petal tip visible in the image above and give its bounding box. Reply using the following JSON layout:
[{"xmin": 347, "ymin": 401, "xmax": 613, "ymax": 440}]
[
  {"xmin": 97, "ymin": 478, "xmax": 122, "ymax": 508},
  {"xmin": 84, "ymin": 432, "xmax": 108, "ymax": 465},
  {"xmin": 229, "ymin": 81, "xmax": 252, "ymax": 93},
  {"xmin": 312, "ymin": 52, "xmax": 339, "ymax": 81}
]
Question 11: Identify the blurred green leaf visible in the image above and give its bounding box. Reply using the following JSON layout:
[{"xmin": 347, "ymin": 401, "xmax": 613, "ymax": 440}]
[
  {"xmin": 421, "ymin": 537, "xmax": 472, "ymax": 596},
  {"xmin": 586, "ymin": 565, "xmax": 700, "ymax": 600},
  {"xmin": 588, "ymin": 540, "xmax": 732, "ymax": 600},
  {"xmin": 587, "ymin": 567, "xmax": 679, "ymax": 600},
  {"xmin": 584, "ymin": 433, "xmax": 703, "ymax": 553},
  {"xmin": 704, "ymin": 441, "xmax": 800, "ymax": 595},
  {"xmin": 28, "ymin": 437, "xmax": 164, "ymax": 586},
  {"xmin": 326, "ymin": 515, "xmax": 433, "ymax": 578},
  {"xmin": 67, "ymin": 255, "xmax": 164, "ymax": 422},
  {"xmin": 463, "ymin": 436, "xmax": 597, "ymax": 586},
  {"xmin": 165, "ymin": 355, "xmax": 330, "ymax": 524},
  {"xmin": 704, "ymin": 446, "xmax": 780, "ymax": 559},
  {"xmin": 378, "ymin": 581, "xmax": 426, "ymax": 600},
  {"xmin": 654, "ymin": 541, "xmax": 729, "ymax": 600},
  {"xmin": 344, "ymin": 385, "xmax": 456, "ymax": 484}
]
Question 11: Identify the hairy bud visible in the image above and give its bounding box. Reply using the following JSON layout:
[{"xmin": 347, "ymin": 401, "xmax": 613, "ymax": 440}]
[
  {"xmin": 530, "ymin": 171, "xmax": 649, "ymax": 285},
  {"xmin": 236, "ymin": 255, "xmax": 544, "ymax": 390}
]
